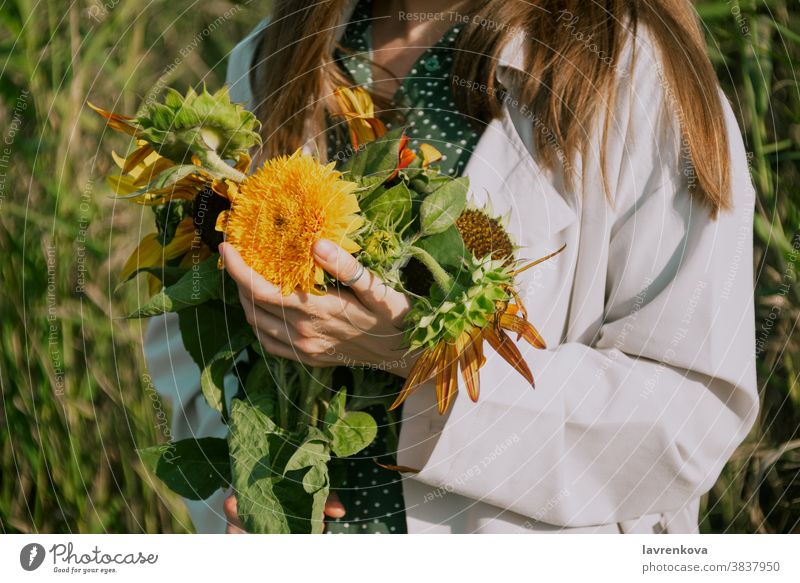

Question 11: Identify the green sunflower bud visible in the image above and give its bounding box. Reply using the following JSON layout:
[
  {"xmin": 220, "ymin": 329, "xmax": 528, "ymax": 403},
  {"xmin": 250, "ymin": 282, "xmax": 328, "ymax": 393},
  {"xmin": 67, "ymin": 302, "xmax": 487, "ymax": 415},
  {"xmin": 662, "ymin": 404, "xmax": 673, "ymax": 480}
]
[
  {"xmin": 361, "ymin": 230, "xmax": 401, "ymax": 266},
  {"xmin": 405, "ymin": 255, "xmax": 514, "ymax": 350},
  {"xmin": 136, "ymin": 86, "xmax": 261, "ymax": 162}
]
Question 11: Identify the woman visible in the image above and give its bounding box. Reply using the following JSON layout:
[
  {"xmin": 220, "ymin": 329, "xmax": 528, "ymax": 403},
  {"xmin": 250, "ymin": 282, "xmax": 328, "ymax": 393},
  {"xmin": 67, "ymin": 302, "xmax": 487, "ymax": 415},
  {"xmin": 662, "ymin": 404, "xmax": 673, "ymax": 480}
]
[{"xmin": 145, "ymin": 0, "xmax": 758, "ymax": 534}]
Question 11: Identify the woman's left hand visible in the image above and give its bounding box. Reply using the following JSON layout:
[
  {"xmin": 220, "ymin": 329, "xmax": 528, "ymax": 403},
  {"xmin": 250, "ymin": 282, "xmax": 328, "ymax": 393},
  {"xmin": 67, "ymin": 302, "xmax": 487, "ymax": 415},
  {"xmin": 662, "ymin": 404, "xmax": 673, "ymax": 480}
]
[{"xmin": 219, "ymin": 239, "xmax": 414, "ymax": 377}]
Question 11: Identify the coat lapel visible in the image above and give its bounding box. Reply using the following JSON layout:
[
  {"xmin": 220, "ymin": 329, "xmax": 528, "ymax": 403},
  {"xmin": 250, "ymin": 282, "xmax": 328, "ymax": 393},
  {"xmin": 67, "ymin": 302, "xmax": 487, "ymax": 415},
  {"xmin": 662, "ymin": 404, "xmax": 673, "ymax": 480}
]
[
  {"xmin": 462, "ymin": 109, "xmax": 577, "ymax": 250},
  {"xmin": 462, "ymin": 30, "xmax": 577, "ymax": 249}
]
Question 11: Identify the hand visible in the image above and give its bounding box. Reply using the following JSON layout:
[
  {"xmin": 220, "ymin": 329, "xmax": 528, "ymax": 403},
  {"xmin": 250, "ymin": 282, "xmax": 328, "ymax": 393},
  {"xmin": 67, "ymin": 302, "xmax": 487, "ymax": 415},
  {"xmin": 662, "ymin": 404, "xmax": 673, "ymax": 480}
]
[
  {"xmin": 223, "ymin": 492, "xmax": 346, "ymax": 534},
  {"xmin": 219, "ymin": 239, "xmax": 415, "ymax": 377}
]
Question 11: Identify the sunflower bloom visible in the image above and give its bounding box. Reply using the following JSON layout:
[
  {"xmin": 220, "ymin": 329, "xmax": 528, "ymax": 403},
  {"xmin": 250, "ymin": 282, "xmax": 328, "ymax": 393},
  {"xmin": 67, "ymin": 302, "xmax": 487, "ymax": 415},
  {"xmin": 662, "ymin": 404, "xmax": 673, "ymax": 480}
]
[
  {"xmin": 333, "ymin": 87, "xmax": 387, "ymax": 148},
  {"xmin": 217, "ymin": 152, "xmax": 363, "ymax": 295},
  {"xmin": 392, "ymin": 208, "xmax": 564, "ymax": 414},
  {"xmin": 391, "ymin": 288, "xmax": 547, "ymax": 415}
]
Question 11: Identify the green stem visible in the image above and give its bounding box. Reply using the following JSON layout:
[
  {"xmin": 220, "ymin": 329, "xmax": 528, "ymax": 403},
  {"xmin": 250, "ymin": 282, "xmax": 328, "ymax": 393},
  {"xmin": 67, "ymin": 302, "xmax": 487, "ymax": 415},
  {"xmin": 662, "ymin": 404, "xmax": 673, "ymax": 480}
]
[
  {"xmin": 199, "ymin": 149, "xmax": 247, "ymax": 182},
  {"xmin": 298, "ymin": 367, "xmax": 333, "ymax": 430},
  {"xmin": 277, "ymin": 357, "xmax": 290, "ymax": 430},
  {"xmin": 408, "ymin": 246, "xmax": 453, "ymax": 293}
]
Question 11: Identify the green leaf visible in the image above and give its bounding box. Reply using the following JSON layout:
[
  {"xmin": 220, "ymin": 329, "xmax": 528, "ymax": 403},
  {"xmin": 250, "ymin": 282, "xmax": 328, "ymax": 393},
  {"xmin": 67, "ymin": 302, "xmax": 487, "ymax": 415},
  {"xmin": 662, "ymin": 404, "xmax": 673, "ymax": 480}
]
[
  {"xmin": 242, "ymin": 356, "xmax": 279, "ymax": 414},
  {"xmin": 416, "ymin": 225, "xmax": 468, "ymax": 270},
  {"xmin": 228, "ymin": 398, "xmax": 331, "ymax": 534},
  {"xmin": 328, "ymin": 411, "xmax": 378, "ymax": 458},
  {"xmin": 111, "ymin": 164, "xmax": 200, "ymax": 200},
  {"xmin": 419, "ymin": 172, "xmax": 452, "ymax": 195},
  {"xmin": 128, "ymin": 255, "xmax": 237, "ymax": 318},
  {"xmin": 362, "ymin": 181, "xmax": 412, "ymax": 227},
  {"xmin": 152, "ymin": 199, "xmax": 193, "ymax": 245},
  {"xmin": 199, "ymin": 325, "xmax": 255, "ymax": 413},
  {"xmin": 138, "ymin": 438, "xmax": 230, "ymax": 501},
  {"xmin": 341, "ymin": 127, "xmax": 405, "ymax": 179},
  {"xmin": 302, "ymin": 464, "xmax": 328, "ymax": 494},
  {"xmin": 116, "ymin": 265, "xmax": 187, "ymax": 291},
  {"xmin": 324, "ymin": 390, "xmax": 347, "ymax": 427},
  {"xmin": 178, "ymin": 301, "xmax": 249, "ymax": 372},
  {"xmin": 284, "ymin": 428, "xmax": 331, "ymax": 473},
  {"xmin": 419, "ymin": 177, "xmax": 468, "ymax": 236}
]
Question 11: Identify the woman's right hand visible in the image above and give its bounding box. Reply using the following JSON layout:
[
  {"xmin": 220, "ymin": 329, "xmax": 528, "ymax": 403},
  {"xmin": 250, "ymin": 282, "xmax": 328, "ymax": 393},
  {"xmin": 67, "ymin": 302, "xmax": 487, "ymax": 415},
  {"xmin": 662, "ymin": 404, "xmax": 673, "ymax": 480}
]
[{"xmin": 223, "ymin": 492, "xmax": 346, "ymax": 534}]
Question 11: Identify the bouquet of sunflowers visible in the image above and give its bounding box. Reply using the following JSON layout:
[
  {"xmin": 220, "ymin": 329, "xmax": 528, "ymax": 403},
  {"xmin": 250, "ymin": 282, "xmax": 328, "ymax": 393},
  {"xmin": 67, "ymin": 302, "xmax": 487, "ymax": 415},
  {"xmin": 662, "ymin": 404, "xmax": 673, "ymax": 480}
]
[{"xmin": 92, "ymin": 85, "xmax": 562, "ymax": 534}]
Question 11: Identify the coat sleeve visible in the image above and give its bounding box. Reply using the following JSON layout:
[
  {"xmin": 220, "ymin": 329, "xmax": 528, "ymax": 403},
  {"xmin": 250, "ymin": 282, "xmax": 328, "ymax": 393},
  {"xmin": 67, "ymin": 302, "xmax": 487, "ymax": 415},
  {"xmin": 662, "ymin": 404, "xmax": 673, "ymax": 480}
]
[{"xmin": 399, "ymin": 30, "xmax": 759, "ymax": 528}]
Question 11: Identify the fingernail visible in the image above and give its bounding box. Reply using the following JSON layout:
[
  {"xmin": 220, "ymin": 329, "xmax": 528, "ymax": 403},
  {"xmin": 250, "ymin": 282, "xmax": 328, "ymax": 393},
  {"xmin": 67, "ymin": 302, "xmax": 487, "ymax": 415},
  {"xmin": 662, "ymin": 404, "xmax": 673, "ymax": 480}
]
[{"xmin": 313, "ymin": 239, "xmax": 336, "ymax": 260}]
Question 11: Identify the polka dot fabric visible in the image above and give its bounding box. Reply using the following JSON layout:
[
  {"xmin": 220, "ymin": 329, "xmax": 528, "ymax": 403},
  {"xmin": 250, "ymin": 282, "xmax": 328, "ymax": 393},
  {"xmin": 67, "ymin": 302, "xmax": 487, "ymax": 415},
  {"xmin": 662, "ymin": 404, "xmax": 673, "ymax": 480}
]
[
  {"xmin": 324, "ymin": 0, "xmax": 484, "ymax": 534},
  {"xmin": 327, "ymin": 0, "xmax": 483, "ymax": 177}
]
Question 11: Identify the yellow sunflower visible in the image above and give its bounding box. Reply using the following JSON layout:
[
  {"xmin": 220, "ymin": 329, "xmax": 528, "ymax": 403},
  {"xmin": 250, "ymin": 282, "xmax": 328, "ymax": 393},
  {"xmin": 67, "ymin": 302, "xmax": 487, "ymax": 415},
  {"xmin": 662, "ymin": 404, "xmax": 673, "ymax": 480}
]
[
  {"xmin": 217, "ymin": 152, "xmax": 363, "ymax": 295},
  {"xmin": 92, "ymin": 101, "xmax": 249, "ymax": 294},
  {"xmin": 111, "ymin": 145, "xmax": 242, "ymax": 294}
]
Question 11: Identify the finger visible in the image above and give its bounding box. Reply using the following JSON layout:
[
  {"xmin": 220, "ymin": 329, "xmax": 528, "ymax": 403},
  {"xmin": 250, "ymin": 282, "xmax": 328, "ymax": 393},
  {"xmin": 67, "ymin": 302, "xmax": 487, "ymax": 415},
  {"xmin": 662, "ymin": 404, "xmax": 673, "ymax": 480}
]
[
  {"xmin": 248, "ymin": 305, "xmax": 299, "ymax": 346},
  {"xmin": 219, "ymin": 242, "xmax": 298, "ymax": 310},
  {"xmin": 223, "ymin": 495, "xmax": 246, "ymax": 534},
  {"xmin": 223, "ymin": 242, "xmax": 336, "ymax": 320},
  {"xmin": 313, "ymin": 239, "xmax": 371, "ymax": 295},
  {"xmin": 324, "ymin": 491, "xmax": 346, "ymax": 519},
  {"xmin": 313, "ymin": 239, "xmax": 409, "ymax": 318},
  {"xmin": 255, "ymin": 329, "xmax": 333, "ymax": 367}
]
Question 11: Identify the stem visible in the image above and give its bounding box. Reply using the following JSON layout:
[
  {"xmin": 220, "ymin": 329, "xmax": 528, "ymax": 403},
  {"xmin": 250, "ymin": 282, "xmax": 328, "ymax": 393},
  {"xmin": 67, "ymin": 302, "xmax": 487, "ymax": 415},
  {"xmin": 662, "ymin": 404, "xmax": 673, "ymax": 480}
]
[
  {"xmin": 408, "ymin": 246, "xmax": 453, "ymax": 294},
  {"xmin": 277, "ymin": 357, "xmax": 290, "ymax": 430},
  {"xmin": 298, "ymin": 367, "xmax": 333, "ymax": 430},
  {"xmin": 199, "ymin": 149, "xmax": 247, "ymax": 182}
]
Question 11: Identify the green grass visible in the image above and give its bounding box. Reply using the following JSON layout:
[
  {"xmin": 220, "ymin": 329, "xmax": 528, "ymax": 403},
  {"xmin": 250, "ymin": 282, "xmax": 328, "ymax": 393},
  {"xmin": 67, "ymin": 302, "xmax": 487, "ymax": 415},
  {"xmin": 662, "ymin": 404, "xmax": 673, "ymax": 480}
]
[
  {"xmin": 0, "ymin": 0, "xmax": 797, "ymax": 533},
  {"xmin": 696, "ymin": 0, "xmax": 800, "ymax": 534},
  {"xmin": 0, "ymin": 0, "xmax": 256, "ymax": 533}
]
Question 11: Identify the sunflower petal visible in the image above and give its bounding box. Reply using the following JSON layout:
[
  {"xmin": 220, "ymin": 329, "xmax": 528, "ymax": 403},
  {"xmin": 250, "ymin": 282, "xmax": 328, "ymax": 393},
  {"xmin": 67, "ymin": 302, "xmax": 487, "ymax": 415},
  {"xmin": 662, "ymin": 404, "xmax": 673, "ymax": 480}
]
[
  {"xmin": 106, "ymin": 173, "xmax": 139, "ymax": 196},
  {"xmin": 512, "ymin": 243, "xmax": 567, "ymax": 276},
  {"xmin": 436, "ymin": 343, "xmax": 459, "ymax": 414},
  {"xmin": 389, "ymin": 344, "xmax": 442, "ymax": 411},
  {"xmin": 506, "ymin": 290, "xmax": 528, "ymax": 321},
  {"xmin": 133, "ymin": 157, "xmax": 175, "ymax": 187},
  {"xmin": 147, "ymin": 273, "xmax": 163, "ymax": 296},
  {"xmin": 457, "ymin": 328, "xmax": 484, "ymax": 402},
  {"xmin": 398, "ymin": 147, "xmax": 416, "ymax": 170},
  {"xmin": 122, "ymin": 144, "xmax": 155, "ymax": 174},
  {"xmin": 163, "ymin": 218, "xmax": 198, "ymax": 260},
  {"xmin": 373, "ymin": 459, "xmax": 420, "ymax": 474},
  {"xmin": 120, "ymin": 234, "xmax": 161, "ymax": 281},
  {"xmin": 88, "ymin": 102, "xmax": 138, "ymax": 136},
  {"xmin": 484, "ymin": 326, "xmax": 535, "ymax": 388},
  {"xmin": 419, "ymin": 143, "xmax": 443, "ymax": 167},
  {"xmin": 500, "ymin": 311, "xmax": 546, "ymax": 349},
  {"xmin": 234, "ymin": 152, "xmax": 252, "ymax": 173},
  {"xmin": 365, "ymin": 117, "xmax": 387, "ymax": 139},
  {"xmin": 215, "ymin": 210, "xmax": 230, "ymax": 233}
]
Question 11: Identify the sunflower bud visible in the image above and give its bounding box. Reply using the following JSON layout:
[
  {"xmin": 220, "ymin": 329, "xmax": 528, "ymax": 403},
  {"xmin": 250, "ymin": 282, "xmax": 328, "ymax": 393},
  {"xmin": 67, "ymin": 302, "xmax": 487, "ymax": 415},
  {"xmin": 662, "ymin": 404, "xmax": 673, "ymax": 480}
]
[
  {"xmin": 361, "ymin": 229, "xmax": 401, "ymax": 265},
  {"xmin": 405, "ymin": 255, "xmax": 514, "ymax": 350},
  {"xmin": 136, "ymin": 87, "xmax": 261, "ymax": 162}
]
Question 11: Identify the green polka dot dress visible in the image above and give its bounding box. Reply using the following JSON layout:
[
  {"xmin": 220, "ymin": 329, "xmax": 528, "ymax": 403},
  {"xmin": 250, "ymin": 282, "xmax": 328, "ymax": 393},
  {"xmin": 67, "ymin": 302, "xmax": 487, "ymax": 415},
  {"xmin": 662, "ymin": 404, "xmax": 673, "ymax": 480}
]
[{"xmin": 324, "ymin": 0, "xmax": 484, "ymax": 534}]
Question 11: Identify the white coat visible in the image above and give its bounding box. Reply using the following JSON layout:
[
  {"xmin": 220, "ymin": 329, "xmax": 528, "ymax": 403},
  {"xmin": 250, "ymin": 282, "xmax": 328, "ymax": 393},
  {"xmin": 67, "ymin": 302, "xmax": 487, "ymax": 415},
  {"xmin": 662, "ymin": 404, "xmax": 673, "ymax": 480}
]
[{"xmin": 143, "ymin": 4, "xmax": 758, "ymax": 534}]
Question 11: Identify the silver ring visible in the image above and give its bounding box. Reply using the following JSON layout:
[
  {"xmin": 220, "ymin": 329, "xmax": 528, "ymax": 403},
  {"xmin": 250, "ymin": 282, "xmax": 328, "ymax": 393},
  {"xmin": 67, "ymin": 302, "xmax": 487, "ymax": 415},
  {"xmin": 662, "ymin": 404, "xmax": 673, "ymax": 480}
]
[{"xmin": 340, "ymin": 263, "xmax": 365, "ymax": 287}]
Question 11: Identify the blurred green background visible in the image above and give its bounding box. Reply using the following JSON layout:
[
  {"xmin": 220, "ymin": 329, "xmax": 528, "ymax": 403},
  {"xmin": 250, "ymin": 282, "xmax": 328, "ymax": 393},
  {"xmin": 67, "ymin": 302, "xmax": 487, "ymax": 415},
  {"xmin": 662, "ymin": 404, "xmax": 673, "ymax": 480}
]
[{"xmin": 0, "ymin": 0, "xmax": 797, "ymax": 533}]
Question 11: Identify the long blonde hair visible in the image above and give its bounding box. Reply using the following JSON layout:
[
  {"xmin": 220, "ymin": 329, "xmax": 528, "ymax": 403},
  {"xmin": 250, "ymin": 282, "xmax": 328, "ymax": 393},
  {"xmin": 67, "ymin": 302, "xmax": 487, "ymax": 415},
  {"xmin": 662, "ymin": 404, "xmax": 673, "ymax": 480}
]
[{"xmin": 250, "ymin": 0, "xmax": 731, "ymax": 216}]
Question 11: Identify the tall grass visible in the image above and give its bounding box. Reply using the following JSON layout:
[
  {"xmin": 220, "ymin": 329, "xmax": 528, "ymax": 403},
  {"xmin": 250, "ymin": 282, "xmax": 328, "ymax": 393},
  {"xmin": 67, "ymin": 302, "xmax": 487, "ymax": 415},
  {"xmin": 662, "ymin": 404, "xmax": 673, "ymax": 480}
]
[
  {"xmin": 696, "ymin": 0, "xmax": 799, "ymax": 533},
  {"xmin": 0, "ymin": 0, "xmax": 254, "ymax": 533},
  {"xmin": 0, "ymin": 0, "xmax": 797, "ymax": 533}
]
